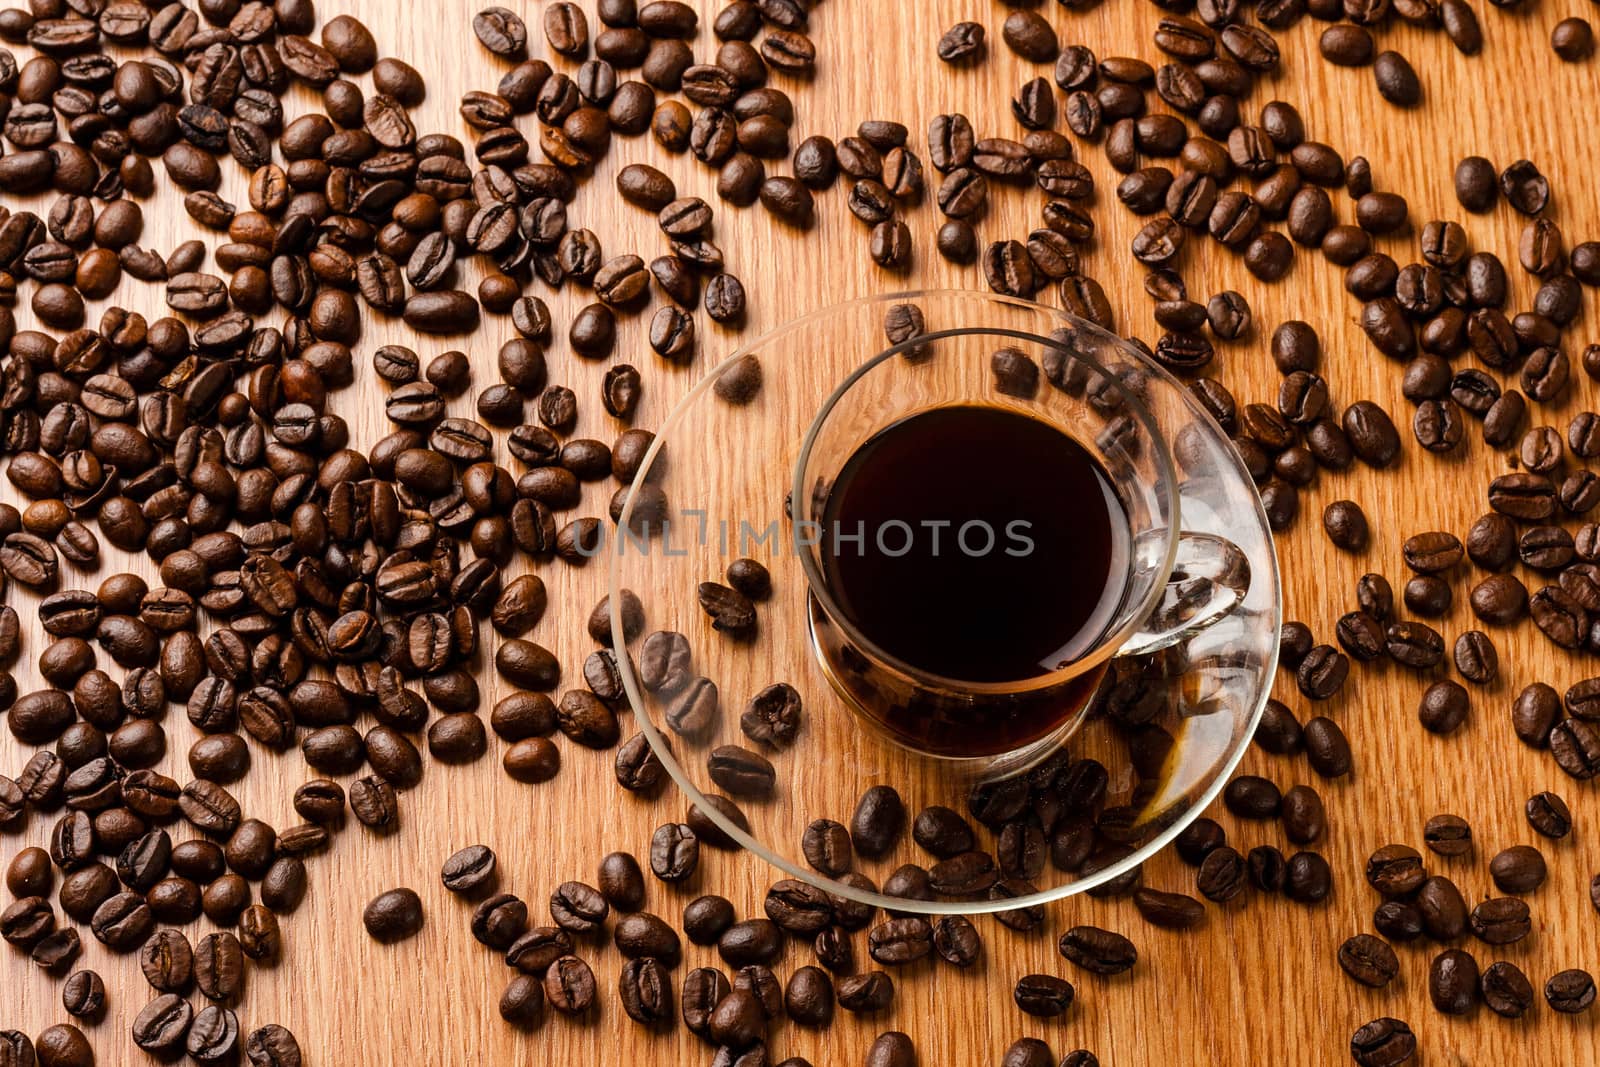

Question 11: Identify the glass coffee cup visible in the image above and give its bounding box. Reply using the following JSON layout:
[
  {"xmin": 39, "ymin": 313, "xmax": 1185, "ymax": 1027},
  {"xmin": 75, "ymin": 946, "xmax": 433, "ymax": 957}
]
[
  {"xmin": 794, "ymin": 317, "xmax": 1252, "ymax": 779},
  {"xmin": 610, "ymin": 290, "xmax": 1279, "ymax": 912}
]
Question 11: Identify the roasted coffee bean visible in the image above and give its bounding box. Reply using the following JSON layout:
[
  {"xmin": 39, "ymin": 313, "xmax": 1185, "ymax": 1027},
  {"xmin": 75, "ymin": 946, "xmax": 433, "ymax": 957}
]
[
  {"xmin": 835, "ymin": 970, "xmax": 896, "ymax": 1016},
  {"xmin": 1196, "ymin": 846, "xmax": 1247, "ymax": 902},
  {"xmin": 1281, "ymin": 851, "xmax": 1332, "ymax": 904},
  {"xmin": 927, "ymin": 914, "xmax": 979, "ymax": 969},
  {"xmin": 1133, "ymin": 888, "xmax": 1205, "ymax": 929},
  {"xmin": 1418, "ymin": 680, "xmax": 1469, "ymax": 734},
  {"xmin": 983, "ymin": 240, "xmax": 1038, "ymax": 298},
  {"xmin": 493, "ymin": 972, "xmax": 545, "ymax": 1030},
  {"xmin": 1321, "ymin": 22, "xmax": 1376, "ymax": 64},
  {"xmin": 591, "ymin": 853, "xmax": 647, "ymax": 916},
  {"xmin": 1424, "ymin": 814, "xmax": 1473, "ymax": 857},
  {"xmin": 1205, "ymin": 290, "xmax": 1251, "ymax": 340},
  {"xmin": 1525, "ymin": 791, "xmax": 1572, "ymax": 839},
  {"xmin": 549, "ymin": 690, "xmax": 615, "ymax": 749},
  {"xmin": 1430, "ymin": 948, "xmax": 1479, "ymax": 1015},
  {"xmin": 868, "ymin": 220, "xmax": 912, "ymax": 270},
  {"xmin": 61, "ymin": 969, "xmax": 104, "ymax": 1020},
  {"xmin": 779, "ymin": 965, "xmax": 833, "ymax": 1027},
  {"xmin": 736, "ymin": 966, "xmax": 793, "ymax": 1023},
  {"xmin": 1453, "ymin": 631, "xmax": 1498, "ymax": 684},
  {"xmin": 1531, "ymin": 584, "xmax": 1587, "ymax": 647},
  {"xmin": 698, "ymin": 582, "xmax": 756, "ymax": 637},
  {"xmin": 1296, "ymin": 646, "xmax": 1348, "ymax": 701},
  {"xmin": 919, "ymin": 846, "xmax": 999, "ymax": 898},
  {"xmin": 1416, "ymin": 876, "xmax": 1468, "ymax": 940},
  {"xmin": 1322, "ymin": 501, "xmax": 1368, "ymax": 552},
  {"xmin": 650, "ymin": 822, "xmax": 700, "ymax": 882},
  {"xmin": 1510, "ymin": 684, "xmax": 1561, "ymax": 751},
  {"xmin": 1371, "ymin": 50, "xmax": 1422, "ymax": 107},
  {"xmin": 1471, "ymin": 574, "xmax": 1529, "ymax": 625},
  {"xmin": 1553, "ymin": 17, "xmax": 1596, "ymax": 60},
  {"xmin": 799, "ymin": 818, "xmax": 853, "ymax": 877},
  {"xmin": 1402, "ymin": 575, "xmax": 1450, "ymax": 618},
  {"xmin": 88, "ymin": 889, "xmax": 153, "ymax": 951},
  {"xmin": 549, "ymin": 881, "xmax": 609, "ymax": 936},
  {"xmin": 867, "ymin": 917, "xmax": 933, "ymax": 965},
  {"xmin": 1277, "ymin": 785, "xmax": 1324, "ymax": 845},
  {"xmin": 694, "ymin": 275, "xmax": 746, "ymax": 329},
  {"xmin": 992, "ymin": 348, "xmax": 1040, "ymax": 397},
  {"xmin": 1, "ymin": 895, "xmax": 56, "ymax": 951},
  {"xmin": 757, "ymin": 176, "xmax": 813, "ymax": 227},
  {"xmin": 1170, "ymin": 819, "xmax": 1226, "ymax": 869},
  {"xmin": 901, "ymin": 807, "xmax": 974, "ymax": 863},
  {"xmin": 1471, "ymin": 897, "xmax": 1531, "ymax": 945},
  {"xmin": 193, "ymin": 931, "xmax": 243, "ymax": 1004},
  {"xmin": 876, "ymin": 864, "xmax": 934, "ymax": 916},
  {"xmin": 1367, "ymin": 844, "xmax": 1427, "ymax": 897},
  {"xmin": 666, "ymin": 677, "xmax": 719, "ymax": 739},
  {"xmin": 363, "ymin": 888, "xmax": 423, "ymax": 944},
  {"xmin": 1465, "ymin": 513, "xmax": 1515, "ymax": 570},
  {"xmin": 719, "ymin": 919, "xmax": 783, "ymax": 967},
  {"xmin": 1481, "ymin": 961, "xmax": 1535, "ymax": 1018},
  {"xmin": 757, "ymin": 28, "xmax": 814, "ymax": 73},
  {"xmin": 614, "ymin": 912, "xmax": 681, "ymax": 964},
  {"xmin": 1451, "ymin": 155, "xmax": 1498, "ymax": 212},
  {"xmin": 237, "ymin": 906, "xmax": 283, "ymax": 964},
  {"xmin": 6, "ymin": 847, "xmax": 52, "ymax": 900},
  {"xmin": 1500, "ymin": 159, "xmax": 1549, "ymax": 216},
  {"xmin": 681, "ymin": 965, "xmax": 733, "ymax": 1039},
  {"xmin": 475, "ymin": 7, "xmax": 529, "ymax": 55},
  {"xmin": 1266, "ymin": 322, "xmax": 1321, "ymax": 375},
  {"xmin": 1001, "ymin": 10, "xmax": 1058, "ymax": 62},
  {"xmin": 1223, "ymin": 776, "xmax": 1282, "ymax": 819},
  {"xmin": 1546, "ymin": 969, "xmax": 1597, "ymax": 1014},
  {"xmin": 938, "ymin": 21, "xmax": 985, "ymax": 63},
  {"xmin": 133, "ymin": 994, "xmax": 193, "ymax": 1055},
  {"xmin": 463, "ymin": 895, "xmax": 528, "ymax": 956},
  {"xmin": 1489, "ymin": 845, "xmax": 1547, "ymax": 894},
  {"xmin": 544, "ymin": 955, "xmax": 597, "ymax": 1015},
  {"xmin": 1343, "ymin": 401, "xmax": 1400, "ymax": 467},
  {"xmin": 1055, "ymin": 925, "xmax": 1137, "ymax": 976},
  {"xmin": 1013, "ymin": 974, "xmax": 1074, "ymax": 1017},
  {"xmin": 851, "ymin": 786, "xmax": 905, "ymax": 858},
  {"xmin": 1350, "ymin": 1018, "xmax": 1415, "ymax": 1067},
  {"xmin": 671, "ymin": 897, "xmax": 735, "ymax": 952},
  {"xmin": 1339, "ymin": 935, "xmax": 1400, "ymax": 988},
  {"xmin": 1273, "ymin": 620, "xmax": 1312, "ymax": 662}
]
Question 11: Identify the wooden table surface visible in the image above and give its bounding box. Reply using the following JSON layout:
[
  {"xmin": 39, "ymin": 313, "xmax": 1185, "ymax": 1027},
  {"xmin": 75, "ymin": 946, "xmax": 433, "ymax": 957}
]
[{"xmin": 6, "ymin": 1, "xmax": 1600, "ymax": 1064}]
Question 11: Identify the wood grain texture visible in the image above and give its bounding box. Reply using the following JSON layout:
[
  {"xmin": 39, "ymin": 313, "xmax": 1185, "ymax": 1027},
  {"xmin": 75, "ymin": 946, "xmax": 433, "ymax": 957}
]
[{"xmin": 6, "ymin": 1, "xmax": 1600, "ymax": 1063}]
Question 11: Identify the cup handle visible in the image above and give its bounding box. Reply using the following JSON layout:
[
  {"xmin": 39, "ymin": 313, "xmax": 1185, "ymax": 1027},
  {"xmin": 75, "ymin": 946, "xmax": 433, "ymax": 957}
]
[{"xmin": 1117, "ymin": 532, "xmax": 1251, "ymax": 657}]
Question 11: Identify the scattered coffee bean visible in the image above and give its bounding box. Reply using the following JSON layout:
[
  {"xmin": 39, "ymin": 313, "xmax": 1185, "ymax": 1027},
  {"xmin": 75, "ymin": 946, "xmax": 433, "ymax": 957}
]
[
  {"xmin": 1350, "ymin": 1018, "xmax": 1415, "ymax": 1067},
  {"xmin": 1489, "ymin": 845, "xmax": 1547, "ymax": 894},
  {"xmin": 1339, "ymin": 935, "xmax": 1399, "ymax": 988},
  {"xmin": 363, "ymin": 888, "xmax": 423, "ymax": 944},
  {"xmin": 1547, "ymin": 968, "xmax": 1598, "ymax": 1014},
  {"xmin": 1429, "ymin": 948, "xmax": 1479, "ymax": 1015}
]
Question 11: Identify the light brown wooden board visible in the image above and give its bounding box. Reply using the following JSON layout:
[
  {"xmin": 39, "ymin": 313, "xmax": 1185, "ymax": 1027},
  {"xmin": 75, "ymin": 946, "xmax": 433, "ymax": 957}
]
[{"xmin": 6, "ymin": 1, "xmax": 1600, "ymax": 1063}]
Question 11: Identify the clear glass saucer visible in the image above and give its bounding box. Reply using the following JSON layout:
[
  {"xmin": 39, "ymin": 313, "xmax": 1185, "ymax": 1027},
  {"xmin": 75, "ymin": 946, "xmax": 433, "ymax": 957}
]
[{"xmin": 607, "ymin": 290, "xmax": 1281, "ymax": 914}]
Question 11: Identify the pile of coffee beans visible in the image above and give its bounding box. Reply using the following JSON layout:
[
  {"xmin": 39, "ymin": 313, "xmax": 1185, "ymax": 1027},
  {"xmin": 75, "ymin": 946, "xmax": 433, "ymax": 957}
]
[
  {"xmin": 435, "ymin": 813, "xmax": 1104, "ymax": 1063},
  {"xmin": 1333, "ymin": 825, "xmax": 1594, "ymax": 1023},
  {"xmin": 1, "ymin": 0, "xmax": 1598, "ymax": 1064}
]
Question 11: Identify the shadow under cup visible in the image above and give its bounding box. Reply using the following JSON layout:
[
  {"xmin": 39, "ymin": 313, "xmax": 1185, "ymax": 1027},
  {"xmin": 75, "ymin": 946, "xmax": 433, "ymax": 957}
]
[{"xmin": 794, "ymin": 325, "xmax": 1185, "ymax": 777}]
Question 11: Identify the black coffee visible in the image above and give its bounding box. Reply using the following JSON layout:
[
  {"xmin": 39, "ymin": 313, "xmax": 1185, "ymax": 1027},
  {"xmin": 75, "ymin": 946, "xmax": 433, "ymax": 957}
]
[{"xmin": 820, "ymin": 404, "xmax": 1131, "ymax": 685}]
